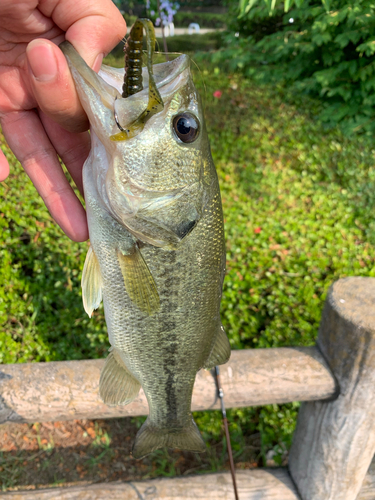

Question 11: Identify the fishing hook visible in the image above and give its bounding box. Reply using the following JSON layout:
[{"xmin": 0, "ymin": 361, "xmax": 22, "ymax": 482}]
[{"xmin": 113, "ymin": 97, "xmax": 127, "ymax": 133}]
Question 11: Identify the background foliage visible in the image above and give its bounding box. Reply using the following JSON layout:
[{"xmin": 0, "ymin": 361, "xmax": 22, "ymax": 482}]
[
  {"xmin": 174, "ymin": 11, "xmax": 227, "ymax": 28},
  {"xmin": 209, "ymin": 0, "xmax": 375, "ymax": 135}
]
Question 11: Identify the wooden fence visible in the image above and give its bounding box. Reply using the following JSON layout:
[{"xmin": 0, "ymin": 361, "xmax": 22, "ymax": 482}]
[{"xmin": 1, "ymin": 276, "xmax": 374, "ymax": 499}]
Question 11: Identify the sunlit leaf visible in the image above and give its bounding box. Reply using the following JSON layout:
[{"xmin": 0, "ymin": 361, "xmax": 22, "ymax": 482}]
[
  {"xmin": 265, "ymin": 0, "xmax": 272, "ymax": 13},
  {"xmin": 239, "ymin": 0, "xmax": 335, "ymax": 14},
  {"xmin": 284, "ymin": 0, "xmax": 294, "ymax": 12},
  {"xmin": 246, "ymin": 0, "xmax": 259, "ymax": 14},
  {"xmin": 239, "ymin": 0, "xmax": 249, "ymax": 15}
]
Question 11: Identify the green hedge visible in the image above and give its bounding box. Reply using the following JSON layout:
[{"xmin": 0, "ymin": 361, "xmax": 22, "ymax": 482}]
[
  {"xmin": 122, "ymin": 11, "xmax": 227, "ymax": 29},
  {"xmin": 156, "ymin": 32, "xmax": 223, "ymax": 53},
  {"xmin": 211, "ymin": 0, "xmax": 375, "ymax": 135},
  {"xmin": 174, "ymin": 11, "xmax": 227, "ymax": 28},
  {"xmin": 109, "ymin": 32, "xmax": 224, "ymax": 59}
]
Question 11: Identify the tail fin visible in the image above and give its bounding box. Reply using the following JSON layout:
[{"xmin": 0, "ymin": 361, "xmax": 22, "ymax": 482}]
[{"xmin": 132, "ymin": 418, "xmax": 206, "ymax": 459}]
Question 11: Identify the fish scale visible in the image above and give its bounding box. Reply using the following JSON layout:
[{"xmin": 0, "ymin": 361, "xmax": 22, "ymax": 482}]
[{"xmin": 60, "ymin": 33, "xmax": 231, "ymax": 458}]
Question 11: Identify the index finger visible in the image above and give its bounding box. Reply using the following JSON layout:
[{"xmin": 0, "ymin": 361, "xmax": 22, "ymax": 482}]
[{"xmin": 1, "ymin": 110, "xmax": 89, "ymax": 242}]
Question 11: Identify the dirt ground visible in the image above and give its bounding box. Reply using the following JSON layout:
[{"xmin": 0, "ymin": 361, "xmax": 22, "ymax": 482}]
[{"xmin": 0, "ymin": 418, "xmax": 261, "ymax": 493}]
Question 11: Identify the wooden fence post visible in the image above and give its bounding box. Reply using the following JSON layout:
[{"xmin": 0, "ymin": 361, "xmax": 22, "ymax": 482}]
[{"xmin": 288, "ymin": 277, "xmax": 375, "ymax": 500}]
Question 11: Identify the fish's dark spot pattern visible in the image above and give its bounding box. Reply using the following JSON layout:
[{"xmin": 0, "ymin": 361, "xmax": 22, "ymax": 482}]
[
  {"xmin": 164, "ymin": 276, "xmax": 176, "ymax": 288},
  {"xmin": 164, "ymin": 341, "xmax": 178, "ymax": 426},
  {"xmin": 161, "ymin": 319, "xmax": 177, "ymax": 332},
  {"xmin": 168, "ymin": 252, "xmax": 177, "ymax": 264}
]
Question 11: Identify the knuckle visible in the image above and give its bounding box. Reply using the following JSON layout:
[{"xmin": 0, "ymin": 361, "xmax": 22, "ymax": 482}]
[
  {"xmin": 61, "ymin": 143, "xmax": 89, "ymax": 167},
  {"xmin": 21, "ymin": 147, "xmax": 57, "ymax": 168}
]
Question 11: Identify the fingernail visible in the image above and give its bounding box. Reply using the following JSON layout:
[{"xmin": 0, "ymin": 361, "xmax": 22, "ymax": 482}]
[
  {"xmin": 93, "ymin": 53, "xmax": 104, "ymax": 73},
  {"xmin": 27, "ymin": 42, "xmax": 57, "ymax": 82}
]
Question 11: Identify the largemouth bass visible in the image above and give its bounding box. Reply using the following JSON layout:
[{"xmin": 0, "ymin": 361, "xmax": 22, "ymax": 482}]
[{"xmin": 60, "ymin": 30, "xmax": 230, "ymax": 458}]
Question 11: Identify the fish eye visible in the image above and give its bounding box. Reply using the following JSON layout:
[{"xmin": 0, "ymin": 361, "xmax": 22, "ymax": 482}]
[{"xmin": 172, "ymin": 113, "xmax": 200, "ymax": 144}]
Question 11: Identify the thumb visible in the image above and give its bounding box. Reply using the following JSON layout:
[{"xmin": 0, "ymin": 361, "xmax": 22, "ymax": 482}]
[{"xmin": 56, "ymin": 0, "xmax": 127, "ymax": 68}]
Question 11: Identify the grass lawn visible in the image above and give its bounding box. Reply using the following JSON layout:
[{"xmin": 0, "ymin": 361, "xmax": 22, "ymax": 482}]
[{"xmin": 1, "ymin": 54, "xmax": 375, "ymax": 489}]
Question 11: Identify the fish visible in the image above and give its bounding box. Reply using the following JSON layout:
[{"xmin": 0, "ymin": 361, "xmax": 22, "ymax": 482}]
[{"xmin": 60, "ymin": 24, "xmax": 230, "ymax": 459}]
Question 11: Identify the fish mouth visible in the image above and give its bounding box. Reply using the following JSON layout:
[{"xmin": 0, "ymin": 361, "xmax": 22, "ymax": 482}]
[
  {"xmin": 60, "ymin": 41, "xmax": 190, "ymax": 126},
  {"xmin": 100, "ymin": 54, "xmax": 190, "ymax": 99},
  {"xmin": 59, "ymin": 41, "xmax": 119, "ymax": 110},
  {"xmin": 110, "ymin": 55, "xmax": 191, "ymax": 135}
]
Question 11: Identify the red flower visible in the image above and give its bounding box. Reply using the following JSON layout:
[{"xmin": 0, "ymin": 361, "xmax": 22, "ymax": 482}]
[
  {"xmin": 254, "ymin": 227, "xmax": 262, "ymax": 234},
  {"xmin": 213, "ymin": 90, "xmax": 222, "ymax": 98}
]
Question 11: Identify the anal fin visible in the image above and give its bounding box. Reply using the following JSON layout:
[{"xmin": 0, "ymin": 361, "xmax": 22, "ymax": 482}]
[
  {"xmin": 99, "ymin": 348, "xmax": 141, "ymax": 406},
  {"xmin": 203, "ymin": 324, "xmax": 231, "ymax": 370},
  {"xmin": 81, "ymin": 245, "xmax": 103, "ymax": 317},
  {"xmin": 117, "ymin": 244, "xmax": 160, "ymax": 316}
]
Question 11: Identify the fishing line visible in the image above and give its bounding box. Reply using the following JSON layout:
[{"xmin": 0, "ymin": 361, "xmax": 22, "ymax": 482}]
[
  {"xmin": 154, "ymin": 51, "xmax": 182, "ymax": 56},
  {"xmin": 113, "ymin": 97, "xmax": 126, "ymax": 133},
  {"xmin": 214, "ymin": 366, "xmax": 239, "ymax": 500},
  {"xmin": 156, "ymin": 0, "xmax": 169, "ymax": 60},
  {"xmin": 189, "ymin": 57, "xmax": 207, "ymax": 113}
]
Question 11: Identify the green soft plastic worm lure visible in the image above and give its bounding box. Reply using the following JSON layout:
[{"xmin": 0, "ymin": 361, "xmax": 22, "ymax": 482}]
[{"xmin": 110, "ymin": 18, "xmax": 164, "ymax": 142}]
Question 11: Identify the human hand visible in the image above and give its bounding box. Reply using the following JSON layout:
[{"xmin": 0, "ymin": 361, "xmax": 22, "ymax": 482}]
[{"xmin": 0, "ymin": 0, "xmax": 126, "ymax": 241}]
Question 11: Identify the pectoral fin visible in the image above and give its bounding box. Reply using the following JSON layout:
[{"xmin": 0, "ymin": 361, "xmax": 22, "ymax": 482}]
[
  {"xmin": 203, "ymin": 324, "xmax": 231, "ymax": 370},
  {"xmin": 81, "ymin": 246, "xmax": 103, "ymax": 317},
  {"xmin": 100, "ymin": 348, "xmax": 141, "ymax": 406},
  {"xmin": 117, "ymin": 244, "xmax": 160, "ymax": 315}
]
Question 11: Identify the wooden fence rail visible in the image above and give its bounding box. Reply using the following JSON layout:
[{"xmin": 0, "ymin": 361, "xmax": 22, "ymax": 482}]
[
  {"xmin": 0, "ymin": 345, "xmax": 336, "ymax": 424},
  {"xmin": 1, "ymin": 276, "xmax": 374, "ymax": 500},
  {"xmin": 2, "ymin": 464, "xmax": 375, "ymax": 499}
]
